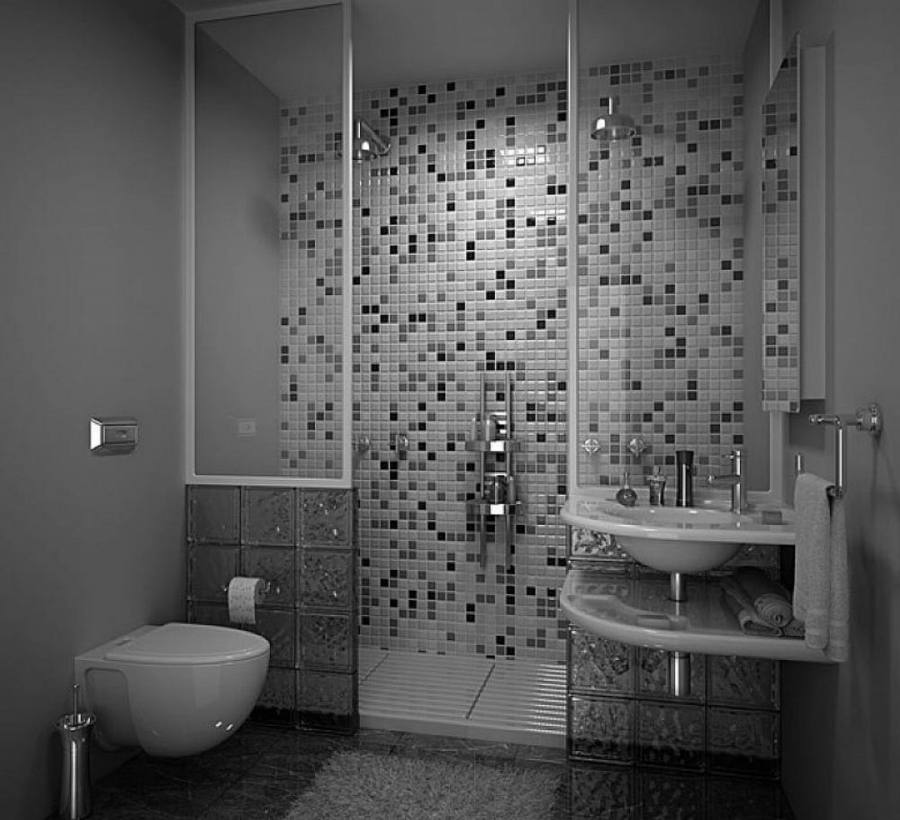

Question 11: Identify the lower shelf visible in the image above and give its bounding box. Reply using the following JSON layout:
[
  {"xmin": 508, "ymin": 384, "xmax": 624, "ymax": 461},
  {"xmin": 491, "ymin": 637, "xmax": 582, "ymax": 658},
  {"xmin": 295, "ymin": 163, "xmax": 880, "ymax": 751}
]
[{"xmin": 560, "ymin": 567, "xmax": 839, "ymax": 663}]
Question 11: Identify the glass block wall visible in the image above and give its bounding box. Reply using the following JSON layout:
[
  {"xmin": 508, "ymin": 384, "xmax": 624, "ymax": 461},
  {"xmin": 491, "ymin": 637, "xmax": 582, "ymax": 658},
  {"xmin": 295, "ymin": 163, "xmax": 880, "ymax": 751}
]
[
  {"xmin": 187, "ymin": 486, "xmax": 358, "ymax": 732},
  {"xmin": 567, "ymin": 528, "xmax": 784, "ymax": 779}
]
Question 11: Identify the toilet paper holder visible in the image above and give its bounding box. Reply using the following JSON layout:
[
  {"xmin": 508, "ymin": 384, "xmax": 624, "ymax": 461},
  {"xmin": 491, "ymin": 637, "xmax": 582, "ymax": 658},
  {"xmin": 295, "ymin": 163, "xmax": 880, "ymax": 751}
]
[{"xmin": 220, "ymin": 579, "xmax": 280, "ymax": 597}]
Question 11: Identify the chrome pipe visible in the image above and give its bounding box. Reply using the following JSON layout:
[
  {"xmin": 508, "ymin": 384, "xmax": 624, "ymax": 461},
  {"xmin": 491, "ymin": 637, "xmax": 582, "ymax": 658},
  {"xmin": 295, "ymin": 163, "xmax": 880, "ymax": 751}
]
[
  {"xmin": 669, "ymin": 572, "xmax": 687, "ymax": 602},
  {"xmin": 669, "ymin": 651, "xmax": 691, "ymax": 698}
]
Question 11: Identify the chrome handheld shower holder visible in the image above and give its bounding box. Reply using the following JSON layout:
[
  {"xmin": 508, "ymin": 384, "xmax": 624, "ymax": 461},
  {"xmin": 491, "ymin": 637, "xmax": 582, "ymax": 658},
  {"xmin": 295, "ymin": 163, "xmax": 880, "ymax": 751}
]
[{"xmin": 807, "ymin": 402, "xmax": 883, "ymax": 497}]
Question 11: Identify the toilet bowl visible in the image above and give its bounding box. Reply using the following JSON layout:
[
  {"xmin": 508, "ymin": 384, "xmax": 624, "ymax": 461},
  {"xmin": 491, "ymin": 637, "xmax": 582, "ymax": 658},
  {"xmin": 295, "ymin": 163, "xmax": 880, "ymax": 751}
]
[{"xmin": 74, "ymin": 622, "xmax": 269, "ymax": 757}]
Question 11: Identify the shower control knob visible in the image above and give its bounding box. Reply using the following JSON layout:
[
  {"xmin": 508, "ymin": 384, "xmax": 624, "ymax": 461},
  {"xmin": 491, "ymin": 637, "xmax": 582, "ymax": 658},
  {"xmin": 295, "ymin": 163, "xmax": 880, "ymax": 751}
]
[{"xmin": 581, "ymin": 438, "xmax": 601, "ymax": 455}]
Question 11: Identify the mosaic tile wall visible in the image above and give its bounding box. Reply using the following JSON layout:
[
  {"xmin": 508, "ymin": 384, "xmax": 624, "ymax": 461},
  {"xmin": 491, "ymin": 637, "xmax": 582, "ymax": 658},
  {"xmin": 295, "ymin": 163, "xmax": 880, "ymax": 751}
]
[
  {"xmin": 186, "ymin": 486, "xmax": 358, "ymax": 732},
  {"xmin": 277, "ymin": 55, "xmax": 749, "ymax": 661},
  {"xmin": 349, "ymin": 71, "xmax": 571, "ymax": 660},
  {"xmin": 576, "ymin": 57, "xmax": 747, "ymax": 486},
  {"xmin": 761, "ymin": 46, "xmax": 800, "ymax": 412},
  {"xmin": 567, "ymin": 529, "xmax": 783, "ymax": 778},
  {"xmin": 279, "ymin": 98, "xmax": 344, "ymax": 478}
]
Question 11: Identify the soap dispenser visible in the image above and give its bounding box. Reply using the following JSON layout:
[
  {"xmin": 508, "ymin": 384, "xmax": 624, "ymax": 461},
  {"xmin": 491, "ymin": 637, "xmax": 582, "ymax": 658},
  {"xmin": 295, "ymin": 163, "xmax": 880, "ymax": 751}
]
[{"xmin": 647, "ymin": 467, "xmax": 666, "ymax": 506}]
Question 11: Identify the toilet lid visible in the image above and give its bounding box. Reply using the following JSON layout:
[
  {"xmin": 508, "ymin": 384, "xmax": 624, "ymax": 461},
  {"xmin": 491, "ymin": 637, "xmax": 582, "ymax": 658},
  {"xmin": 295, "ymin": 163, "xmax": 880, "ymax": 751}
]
[{"xmin": 105, "ymin": 623, "xmax": 270, "ymax": 665}]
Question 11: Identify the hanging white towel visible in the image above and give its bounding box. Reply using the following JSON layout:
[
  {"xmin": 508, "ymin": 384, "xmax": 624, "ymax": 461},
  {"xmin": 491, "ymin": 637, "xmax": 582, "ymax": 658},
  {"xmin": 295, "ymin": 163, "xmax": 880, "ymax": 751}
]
[{"xmin": 792, "ymin": 472, "xmax": 849, "ymax": 661}]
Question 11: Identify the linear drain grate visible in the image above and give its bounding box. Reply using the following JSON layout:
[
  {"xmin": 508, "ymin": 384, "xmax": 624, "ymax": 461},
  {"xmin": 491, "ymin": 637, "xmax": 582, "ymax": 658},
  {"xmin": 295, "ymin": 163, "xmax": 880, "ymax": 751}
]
[{"xmin": 359, "ymin": 649, "xmax": 566, "ymax": 747}]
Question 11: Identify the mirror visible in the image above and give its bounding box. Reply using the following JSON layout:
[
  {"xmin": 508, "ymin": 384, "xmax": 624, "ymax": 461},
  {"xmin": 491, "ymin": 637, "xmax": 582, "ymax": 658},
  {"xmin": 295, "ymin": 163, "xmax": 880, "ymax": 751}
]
[
  {"xmin": 761, "ymin": 35, "xmax": 799, "ymax": 412},
  {"xmin": 192, "ymin": 4, "xmax": 345, "ymax": 480},
  {"xmin": 575, "ymin": 0, "xmax": 761, "ymax": 486}
]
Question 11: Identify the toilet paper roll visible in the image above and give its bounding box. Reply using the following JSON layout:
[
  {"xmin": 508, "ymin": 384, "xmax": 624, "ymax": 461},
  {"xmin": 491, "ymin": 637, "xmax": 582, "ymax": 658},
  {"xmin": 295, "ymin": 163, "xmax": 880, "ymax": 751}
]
[{"xmin": 227, "ymin": 577, "xmax": 265, "ymax": 625}]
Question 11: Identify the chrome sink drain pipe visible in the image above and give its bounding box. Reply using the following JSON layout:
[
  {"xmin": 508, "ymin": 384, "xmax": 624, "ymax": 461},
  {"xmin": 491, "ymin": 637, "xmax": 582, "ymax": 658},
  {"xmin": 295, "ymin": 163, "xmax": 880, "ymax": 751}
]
[
  {"xmin": 669, "ymin": 652, "xmax": 691, "ymax": 697},
  {"xmin": 667, "ymin": 573, "xmax": 690, "ymax": 696},
  {"xmin": 669, "ymin": 572, "xmax": 687, "ymax": 602}
]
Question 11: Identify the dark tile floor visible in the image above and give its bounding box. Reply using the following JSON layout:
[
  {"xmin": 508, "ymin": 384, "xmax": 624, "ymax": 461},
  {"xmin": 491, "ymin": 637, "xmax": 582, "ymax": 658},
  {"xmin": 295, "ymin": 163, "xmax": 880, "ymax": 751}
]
[{"xmin": 87, "ymin": 719, "xmax": 794, "ymax": 819}]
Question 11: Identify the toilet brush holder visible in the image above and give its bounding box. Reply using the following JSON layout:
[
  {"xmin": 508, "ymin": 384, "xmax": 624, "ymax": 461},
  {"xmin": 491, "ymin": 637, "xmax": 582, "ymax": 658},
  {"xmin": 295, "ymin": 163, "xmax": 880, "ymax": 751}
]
[{"xmin": 55, "ymin": 700, "xmax": 95, "ymax": 820}]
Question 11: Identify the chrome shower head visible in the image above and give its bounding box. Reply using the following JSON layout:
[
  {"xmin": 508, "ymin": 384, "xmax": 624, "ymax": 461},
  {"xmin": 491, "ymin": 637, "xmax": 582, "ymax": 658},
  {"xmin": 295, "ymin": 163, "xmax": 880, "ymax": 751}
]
[
  {"xmin": 590, "ymin": 97, "xmax": 636, "ymax": 142},
  {"xmin": 352, "ymin": 118, "xmax": 391, "ymax": 161}
]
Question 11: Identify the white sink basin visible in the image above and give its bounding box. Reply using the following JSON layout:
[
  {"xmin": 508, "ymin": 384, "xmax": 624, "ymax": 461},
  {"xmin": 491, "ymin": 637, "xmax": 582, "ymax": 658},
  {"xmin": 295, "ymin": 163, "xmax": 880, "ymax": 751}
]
[{"xmin": 561, "ymin": 488, "xmax": 795, "ymax": 573}]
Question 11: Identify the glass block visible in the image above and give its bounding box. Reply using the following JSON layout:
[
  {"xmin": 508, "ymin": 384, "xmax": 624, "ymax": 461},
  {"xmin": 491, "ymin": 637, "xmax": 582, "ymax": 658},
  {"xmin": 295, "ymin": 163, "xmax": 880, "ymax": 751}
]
[
  {"xmin": 241, "ymin": 547, "xmax": 295, "ymax": 608},
  {"xmin": 638, "ymin": 769, "xmax": 705, "ymax": 819},
  {"xmin": 188, "ymin": 602, "xmax": 229, "ymax": 626},
  {"xmin": 707, "ymin": 656, "xmax": 779, "ymax": 710},
  {"xmin": 188, "ymin": 544, "xmax": 239, "ymax": 602},
  {"xmin": 569, "ymin": 696, "xmax": 634, "ymax": 763},
  {"xmin": 715, "ymin": 544, "xmax": 781, "ymax": 574},
  {"xmin": 568, "ymin": 762, "xmax": 636, "ymax": 820},
  {"xmin": 637, "ymin": 701, "xmax": 706, "ymax": 770},
  {"xmin": 188, "ymin": 486, "xmax": 240, "ymax": 544},
  {"xmin": 299, "ymin": 489, "xmax": 353, "ymax": 547},
  {"xmin": 297, "ymin": 669, "xmax": 355, "ymax": 716},
  {"xmin": 570, "ymin": 528, "xmax": 630, "ymax": 561},
  {"xmin": 298, "ymin": 612, "xmax": 354, "ymax": 672},
  {"xmin": 707, "ymin": 707, "xmax": 780, "ymax": 777},
  {"xmin": 241, "ymin": 488, "xmax": 296, "ymax": 546},
  {"xmin": 256, "ymin": 666, "xmax": 295, "ymax": 713},
  {"xmin": 637, "ymin": 648, "xmax": 706, "ymax": 703},
  {"xmin": 569, "ymin": 627, "xmax": 634, "ymax": 695},
  {"xmin": 250, "ymin": 608, "xmax": 295, "ymax": 667},
  {"xmin": 707, "ymin": 775, "xmax": 790, "ymax": 819},
  {"xmin": 299, "ymin": 548, "xmax": 354, "ymax": 610}
]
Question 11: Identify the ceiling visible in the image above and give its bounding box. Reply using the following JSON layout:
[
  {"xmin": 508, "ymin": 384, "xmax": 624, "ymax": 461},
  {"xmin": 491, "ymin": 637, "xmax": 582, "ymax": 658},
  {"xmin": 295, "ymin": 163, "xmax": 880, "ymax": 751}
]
[{"xmin": 175, "ymin": 0, "xmax": 761, "ymax": 99}]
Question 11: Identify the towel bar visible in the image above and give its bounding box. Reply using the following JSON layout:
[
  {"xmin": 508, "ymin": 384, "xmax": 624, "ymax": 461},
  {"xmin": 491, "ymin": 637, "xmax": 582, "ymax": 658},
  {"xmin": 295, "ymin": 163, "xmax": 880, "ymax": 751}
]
[{"xmin": 808, "ymin": 403, "xmax": 883, "ymax": 496}]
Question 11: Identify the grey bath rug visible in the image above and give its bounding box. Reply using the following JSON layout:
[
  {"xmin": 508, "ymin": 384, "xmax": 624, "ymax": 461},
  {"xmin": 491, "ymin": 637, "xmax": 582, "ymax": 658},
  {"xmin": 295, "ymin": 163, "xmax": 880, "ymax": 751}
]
[{"xmin": 283, "ymin": 749, "xmax": 561, "ymax": 820}]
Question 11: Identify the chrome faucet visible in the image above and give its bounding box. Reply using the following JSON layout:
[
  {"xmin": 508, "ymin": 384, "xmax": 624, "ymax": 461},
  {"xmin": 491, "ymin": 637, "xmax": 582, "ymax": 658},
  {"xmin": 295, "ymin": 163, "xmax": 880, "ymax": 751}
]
[{"xmin": 707, "ymin": 448, "xmax": 747, "ymax": 514}]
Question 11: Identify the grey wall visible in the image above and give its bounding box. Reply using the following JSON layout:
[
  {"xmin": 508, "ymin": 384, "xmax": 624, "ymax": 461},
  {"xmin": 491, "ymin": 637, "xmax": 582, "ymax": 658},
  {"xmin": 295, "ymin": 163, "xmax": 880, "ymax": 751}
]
[
  {"xmin": 0, "ymin": 1, "xmax": 185, "ymax": 817},
  {"xmin": 195, "ymin": 28, "xmax": 281, "ymax": 476},
  {"xmin": 767, "ymin": 1, "xmax": 900, "ymax": 818}
]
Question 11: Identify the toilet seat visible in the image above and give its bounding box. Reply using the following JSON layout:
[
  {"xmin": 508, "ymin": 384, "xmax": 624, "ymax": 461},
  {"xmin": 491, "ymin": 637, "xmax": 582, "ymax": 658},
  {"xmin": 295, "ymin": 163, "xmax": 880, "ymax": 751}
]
[{"xmin": 104, "ymin": 622, "xmax": 268, "ymax": 665}]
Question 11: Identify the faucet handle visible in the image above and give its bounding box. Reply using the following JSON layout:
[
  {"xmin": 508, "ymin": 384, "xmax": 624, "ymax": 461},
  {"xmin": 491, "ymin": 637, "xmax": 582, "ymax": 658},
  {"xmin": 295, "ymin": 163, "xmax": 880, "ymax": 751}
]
[{"xmin": 723, "ymin": 448, "xmax": 744, "ymax": 466}]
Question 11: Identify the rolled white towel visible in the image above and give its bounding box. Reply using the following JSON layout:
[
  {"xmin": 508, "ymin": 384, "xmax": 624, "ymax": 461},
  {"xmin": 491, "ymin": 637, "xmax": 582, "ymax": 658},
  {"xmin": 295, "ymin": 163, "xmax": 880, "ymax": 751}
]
[{"xmin": 735, "ymin": 567, "xmax": 793, "ymax": 627}]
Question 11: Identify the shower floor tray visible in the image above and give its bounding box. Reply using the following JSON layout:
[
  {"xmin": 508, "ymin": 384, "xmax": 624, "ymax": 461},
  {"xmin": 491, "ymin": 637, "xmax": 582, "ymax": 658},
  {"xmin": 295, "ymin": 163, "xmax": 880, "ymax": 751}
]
[{"xmin": 358, "ymin": 647, "xmax": 566, "ymax": 748}]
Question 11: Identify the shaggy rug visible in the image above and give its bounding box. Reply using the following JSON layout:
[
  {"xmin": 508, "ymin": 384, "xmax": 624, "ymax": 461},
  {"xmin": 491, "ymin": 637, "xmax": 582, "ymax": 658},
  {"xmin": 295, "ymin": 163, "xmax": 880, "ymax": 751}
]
[{"xmin": 283, "ymin": 750, "xmax": 561, "ymax": 820}]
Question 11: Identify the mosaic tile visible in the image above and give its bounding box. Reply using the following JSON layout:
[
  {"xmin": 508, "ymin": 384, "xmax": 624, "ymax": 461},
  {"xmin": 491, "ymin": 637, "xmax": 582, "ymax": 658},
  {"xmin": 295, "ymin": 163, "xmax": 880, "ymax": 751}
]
[
  {"xmin": 761, "ymin": 42, "xmax": 800, "ymax": 412},
  {"xmin": 241, "ymin": 487, "xmax": 296, "ymax": 546},
  {"xmin": 188, "ymin": 485, "xmax": 240, "ymax": 544},
  {"xmin": 576, "ymin": 57, "xmax": 746, "ymax": 487}
]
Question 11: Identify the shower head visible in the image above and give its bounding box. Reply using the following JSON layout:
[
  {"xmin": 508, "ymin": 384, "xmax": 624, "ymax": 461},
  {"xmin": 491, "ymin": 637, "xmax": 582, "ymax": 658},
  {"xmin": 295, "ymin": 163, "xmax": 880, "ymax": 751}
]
[
  {"xmin": 590, "ymin": 97, "xmax": 636, "ymax": 142},
  {"xmin": 352, "ymin": 118, "xmax": 391, "ymax": 161}
]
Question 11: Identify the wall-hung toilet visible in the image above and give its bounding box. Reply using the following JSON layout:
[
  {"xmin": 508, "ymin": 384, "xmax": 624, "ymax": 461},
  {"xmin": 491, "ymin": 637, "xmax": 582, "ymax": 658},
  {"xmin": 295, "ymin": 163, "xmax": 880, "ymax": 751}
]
[{"xmin": 74, "ymin": 622, "xmax": 269, "ymax": 757}]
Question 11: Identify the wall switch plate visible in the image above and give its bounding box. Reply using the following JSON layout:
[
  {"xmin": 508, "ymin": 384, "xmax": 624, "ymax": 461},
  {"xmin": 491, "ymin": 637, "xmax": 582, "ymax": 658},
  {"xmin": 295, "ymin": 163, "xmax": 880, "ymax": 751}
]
[{"xmin": 90, "ymin": 417, "xmax": 138, "ymax": 455}]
